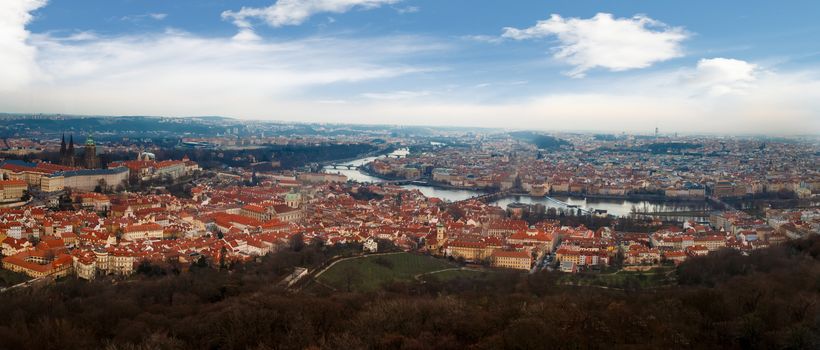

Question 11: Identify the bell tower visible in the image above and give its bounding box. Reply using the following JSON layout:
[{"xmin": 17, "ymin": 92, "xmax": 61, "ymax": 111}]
[
  {"xmin": 436, "ymin": 222, "xmax": 446, "ymax": 241},
  {"xmin": 84, "ymin": 135, "xmax": 100, "ymax": 169}
]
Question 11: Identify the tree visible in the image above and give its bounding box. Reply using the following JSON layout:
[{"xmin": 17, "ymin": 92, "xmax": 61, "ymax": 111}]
[
  {"xmin": 219, "ymin": 246, "xmax": 228, "ymax": 269},
  {"xmin": 193, "ymin": 255, "xmax": 209, "ymax": 269},
  {"xmin": 290, "ymin": 233, "xmax": 305, "ymax": 252},
  {"xmin": 341, "ymin": 266, "xmax": 362, "ymax": 292},
  {"xmin": 309, "ymin": 237, "xmax": 324, "ymax": 250},
  {"xmin": 95, "ymin": 179, "xmax": 108, "ymax": 193}
]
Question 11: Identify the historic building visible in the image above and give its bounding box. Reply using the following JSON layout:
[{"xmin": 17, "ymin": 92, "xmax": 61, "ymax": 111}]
[
  {"xmin": 59, "ymin": 134, "xmax": 76, "ymax": 167},
  {"xmin": 84, "ymin": 136, "xmax": 100, "ymax": 169},
  {"xmin": 491, "ymin": 250, "xmax": 533, "ymax": 270}
]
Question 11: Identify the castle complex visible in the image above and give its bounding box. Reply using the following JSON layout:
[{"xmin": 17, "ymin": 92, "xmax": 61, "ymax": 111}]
[{"xmin": 59, "ymin": 134, "xmax": 100, "ymax": 169}]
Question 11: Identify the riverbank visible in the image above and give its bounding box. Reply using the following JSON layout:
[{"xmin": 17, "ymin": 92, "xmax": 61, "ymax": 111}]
[
  {"xmin": 317, "ymin": 146, "xmax": 398, "ymax": 167},
  {"xmin": 330, "ymin": 156, "xmax": 715, "ymax": 217},
  {"xmin": 358, "ymin": 163, "xmax": 706, "ymax": 203}
]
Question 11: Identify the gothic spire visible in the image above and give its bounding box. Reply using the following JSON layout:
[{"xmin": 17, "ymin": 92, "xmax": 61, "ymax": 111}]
[{"xmin": 60, "ymin": 133, "xmax": 66, "ymax": 156}]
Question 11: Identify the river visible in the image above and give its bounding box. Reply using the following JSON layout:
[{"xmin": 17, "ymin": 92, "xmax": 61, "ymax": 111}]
[
  {"xmin": 323, "ymin": 151, "xmax": 712, "ymax": 219},
  {"xmin": 322, "ymin": 148, "xmax": 409, "ymax": 183}
]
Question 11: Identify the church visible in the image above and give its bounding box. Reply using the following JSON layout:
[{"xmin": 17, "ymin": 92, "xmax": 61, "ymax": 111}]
[{"xmin": 59, "ymin": 134, "xmax": 100, "ymax": 169}]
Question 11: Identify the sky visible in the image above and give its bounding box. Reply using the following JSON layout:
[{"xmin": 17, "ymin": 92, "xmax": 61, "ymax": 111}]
[{"xmin": 2, "ymin": 0, "xmax": 820, "ymax": 135}]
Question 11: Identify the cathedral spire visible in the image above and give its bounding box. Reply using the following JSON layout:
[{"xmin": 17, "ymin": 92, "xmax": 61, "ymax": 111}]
[{"xmin": 60, "ymin": 133, "xmax": 66, "ymax": 156}]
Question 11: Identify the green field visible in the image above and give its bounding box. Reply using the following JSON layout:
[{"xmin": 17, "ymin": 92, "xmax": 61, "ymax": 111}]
[
  {"xmin": 317, "ymin": 253, "xmax": 456, "ymax": 292},
  {"xmin": 421, "ymin": 268, "xmax": 497, "ymax": 282}
]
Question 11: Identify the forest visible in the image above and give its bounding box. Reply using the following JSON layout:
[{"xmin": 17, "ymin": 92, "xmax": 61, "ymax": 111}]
[
  {"xmin": 508, "ymin": 131, "xmax": 571, "ymax": 150},
  {"xmin": 0, "ymin": 236, "xmax": 817, "ymax": 349},
  {"xmin": 4, "ymin": 143, "xmax": 379, "ymax": 171}
]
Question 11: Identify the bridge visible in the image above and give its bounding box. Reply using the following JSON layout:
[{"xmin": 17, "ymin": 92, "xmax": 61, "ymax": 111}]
[
  {"xmin": 631, "ymin": 210, "xmax": 711, "ymax": 217},
  {"xmin": 542, "ymin": 196, "xmax": 594, "ymax": 215},
  {"xmin": 327, "ymin": 164, "xmax": 358, "ymax": 170},
  {"xmin": 452, "ymin": 190, "xmax": 595, "ymax": 215},
  {"xmin": 380, "ymin": 179, "xmax": 428, "ymax": 186},
  {"xmin": 452, "ymin": 190, "xmax": 512, "ymax": 205},
  {"xmin": 707, "ymin": 195, "xmax": 737, "ymax": 211}
]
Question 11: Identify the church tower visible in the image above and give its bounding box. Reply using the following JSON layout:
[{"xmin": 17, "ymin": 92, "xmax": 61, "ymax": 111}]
[
  {"xmin": 60, "ymin": 134, "xmax": 66, "ymax": 156},
  {"xmin": 62, "ymin": 134, "xmax": 76, "ymax": 167},
  {"xmin": 436, "ymin": 222, "xmax": 446, "ymax": 241},
  {"xmin": 84, "ymin": 135, "xmax": 100, "ymax": 169}
]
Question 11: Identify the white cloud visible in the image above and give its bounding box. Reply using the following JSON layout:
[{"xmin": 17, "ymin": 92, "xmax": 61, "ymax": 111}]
[
  {"xmin": 503, "ymin": 13, "xmax": 688, "ymax": 77},
  {"xmin": 222, "ymin": 0, "xmax": 400, "ymax": 32},
  {"xmin": 62, "ymin": 31, "xmax": 98, "ymax": 41},
  {"xmin": 687, "ymin": 57, "xmax": 759, "ymax": 95},
  {"xmin": 361, "ymin": 90, "xmax": 431, "ymax": 100},
  {"xmin": 2, "ymin": 3, "xmax": 818, "ymax": 135},
  {"xmin": 461, "ymin": 34, "xmax": 503, "ymax": 44},
  {"xmin": 121, "ymin": 13, "xmax": 168, "ymax": 22},
  {"xmin": 0, "ymin": 0, "xmax": 47, "ymax": 91},
  {"xmin": 395, "ymin": 6, "xmax": 419, "ymax": 14},
  {"xmin": 2, "ymin": 22, "xmax": 442, "ymax": 117},
  {"xmin": 285, "ymin": 70, "xmax": 820, "ymax": 135}
]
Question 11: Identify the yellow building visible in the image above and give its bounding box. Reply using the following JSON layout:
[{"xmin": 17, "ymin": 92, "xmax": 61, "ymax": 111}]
[
  {"xmin": 41, "ymin": 175, "xmax": 65, "ymax": 192},
  {"xmin": 491, "ymin": 250, "xmax": 532, "ymax": 270},
  {"xmin": 0, "ymin": 179, "xmax": 27, "ymax": 202},
  {"xmin": 1, "ymin": 252, "xmax": 73, "ymax": 278},
  {"xmin": 446, "ymin": 240, "xmax": 494, "ymax": 261}
]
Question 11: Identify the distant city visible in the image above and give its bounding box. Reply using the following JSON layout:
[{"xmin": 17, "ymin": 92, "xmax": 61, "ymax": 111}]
[{"xmin": 1, "ymin": 115, "xmax": 816, "ymax": 286}]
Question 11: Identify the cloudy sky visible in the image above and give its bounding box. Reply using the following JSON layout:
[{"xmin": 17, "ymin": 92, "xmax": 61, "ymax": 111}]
[{"xmin": 2, "ymin": 0, "xmax": 819, "ymax": 134}]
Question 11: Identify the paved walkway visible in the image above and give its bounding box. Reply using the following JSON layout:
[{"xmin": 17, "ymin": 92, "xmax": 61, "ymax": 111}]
[{"xmin": 413, "ymin": 267, "xmax": 485, "ymax": 281}]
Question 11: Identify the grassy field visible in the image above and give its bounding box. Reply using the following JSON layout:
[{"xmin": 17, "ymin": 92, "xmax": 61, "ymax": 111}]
[
  {"xmin": 317, "ymin": 253, "xmax": 456, "ymax": 292},
  {"xmin": 0, "ymin": 269, "xmax": 31, "ymax": 288},
  {"xmin": 421, "ymin": 268, "xmax": 498, "ymax": 282}
]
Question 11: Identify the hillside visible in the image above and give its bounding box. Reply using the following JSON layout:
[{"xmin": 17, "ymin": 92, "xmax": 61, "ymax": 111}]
[
  {"xmin": 508, "ymin": 131, "xmax": 571, "ymax": 150},
  {"xmin": 0, "ymin": 237, "xmax": 817, "ymax": 349}
]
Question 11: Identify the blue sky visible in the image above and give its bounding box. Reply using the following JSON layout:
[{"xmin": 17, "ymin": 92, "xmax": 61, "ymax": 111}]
[{"xmin": 2, "ymin": 0, "xmax": 820, "ymax": 134}]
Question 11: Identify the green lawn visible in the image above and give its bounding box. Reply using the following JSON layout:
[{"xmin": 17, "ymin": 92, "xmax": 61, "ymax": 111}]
[
  {"xmin": 318, "ymin": 253, "xmax": 456, "ymax": 292},
  {"xmin": 0, "ymin": 269, "xmax": 31, "ymax": 288},
  {"xmin": 421, "ymin": 268, "xmax": 496, "ymax": 282}
]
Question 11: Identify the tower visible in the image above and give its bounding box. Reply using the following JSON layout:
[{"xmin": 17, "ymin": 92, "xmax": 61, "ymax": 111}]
[
  {"xmin": 59, "ymin": 133, "xmax": 66, "ymax": 158},
  {"xmin": 436, "ymin": 222, "xmax": 446, "ymax": 241},
  {"xmin": 285, "ymin": 189, "xmax": 301, "ymax": 208},
  {"xmin": 63, "ymin": 135, "xmax": 76, "ymax": 167},
  {"xmin": 84, "ymin": 135, "xmax": 100, "ymax": 169}
]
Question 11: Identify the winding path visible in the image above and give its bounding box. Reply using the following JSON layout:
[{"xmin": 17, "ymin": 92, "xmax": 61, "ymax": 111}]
[{"xmin": 413, "ymin": 267, "xmax": 485, "ymax": 281}]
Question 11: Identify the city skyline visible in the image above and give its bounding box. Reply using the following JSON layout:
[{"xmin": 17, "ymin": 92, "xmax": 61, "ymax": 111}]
[{"xmin": 2, "ymin": 1, "xmax": 820, "ymax": 134}]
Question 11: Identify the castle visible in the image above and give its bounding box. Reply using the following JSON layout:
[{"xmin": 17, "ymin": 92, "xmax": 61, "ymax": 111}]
[{"xmin": 59, "ymin": 134, "xmax": 100, "ymax": 169}]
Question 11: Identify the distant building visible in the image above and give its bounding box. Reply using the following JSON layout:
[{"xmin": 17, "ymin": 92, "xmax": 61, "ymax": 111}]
[
  {"xmin": 285, "ymin": 190, "xmax": 302, "ymax": 208},
  {"xmin": 83, "ymin": 135, "xmax": 100, "ymax": 169},
  {"xmin": 363, "ymin": 238, "xmax": 378, "ymax": 253},
  {"xmin": 109, "ymin": 155, "xmax": 198, "ymax": 181},
  {"xmin": 59, "ymin": 134, "xmax": 76, "ymax": 167},
  {"xmin": 2, "ymin": 250, "xmax": 73, "ymax": 279},
  {"xmin": 46, "ymin": 167, "xmax": 129, "ymax": 192},
  {"xmin": 491, "ymin": 250, "xmax": 532, "ymax": 270},
  {"xmin": 297, "ymin": 172, "xmax": 347, "ymax": 184},
  {"xmin": 0, "ymin": 179, "xmax": 27, "ymax": 202}
]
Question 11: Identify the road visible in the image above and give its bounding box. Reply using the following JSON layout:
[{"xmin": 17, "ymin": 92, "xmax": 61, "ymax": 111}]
[{"xmin": 0, "ymin": 275, "xmax": 52, "ymax": 293}]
